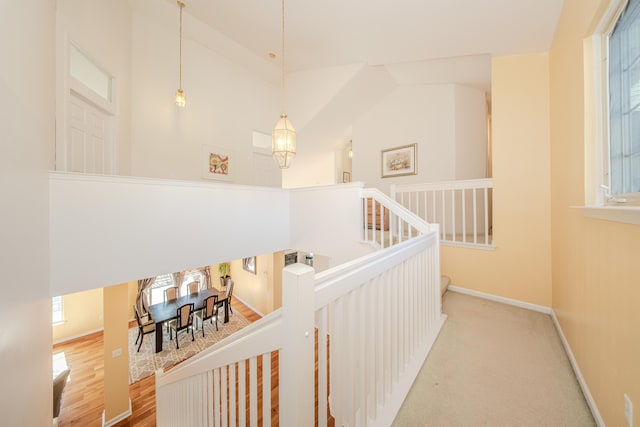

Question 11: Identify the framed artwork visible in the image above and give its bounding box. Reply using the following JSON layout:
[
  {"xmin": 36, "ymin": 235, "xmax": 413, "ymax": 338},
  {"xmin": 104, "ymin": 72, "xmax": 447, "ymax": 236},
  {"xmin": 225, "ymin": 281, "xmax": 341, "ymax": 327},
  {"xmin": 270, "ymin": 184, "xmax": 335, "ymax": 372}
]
[
  {"xmin": 343, "ymin": 171, "xmax": 351, "ymax": 183},
  {"xmin": 381, "ymin": 143, "xmax": 417, "ymax": 178},
  {"xmin": 202, "ymin": 145, "xmax": 234, "ymax": 181},
  {"xmin": 242, "ymin": 256, "xmax": 256, "ymax": 275}
]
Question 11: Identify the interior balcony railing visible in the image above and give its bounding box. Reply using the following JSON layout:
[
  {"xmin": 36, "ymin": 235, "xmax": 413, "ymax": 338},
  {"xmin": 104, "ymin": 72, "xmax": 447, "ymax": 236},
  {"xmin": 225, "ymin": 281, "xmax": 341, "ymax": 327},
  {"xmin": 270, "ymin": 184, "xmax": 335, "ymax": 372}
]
[
  {"xmin": 391, "ymin": 178, "xmax": 494, "ymax": 249},
  {"xmin": 154, "ymin": 188, "xmax": 446, "ymax": 426}
]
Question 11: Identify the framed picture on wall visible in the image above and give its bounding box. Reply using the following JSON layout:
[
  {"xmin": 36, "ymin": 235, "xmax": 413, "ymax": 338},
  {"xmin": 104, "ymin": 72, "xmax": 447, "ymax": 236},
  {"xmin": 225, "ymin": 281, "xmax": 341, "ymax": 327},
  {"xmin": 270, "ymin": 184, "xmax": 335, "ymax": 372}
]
[
  {"xmin": 242, "ymin": 256, "xmax": 256, "ymax": 274},
  {"xmin": 381, "ymin": 143, "xmax": 417, "ymax": 178},
  {"xmin": 202, "ymin": 145, "xmax": 234, "ymax": 181}
]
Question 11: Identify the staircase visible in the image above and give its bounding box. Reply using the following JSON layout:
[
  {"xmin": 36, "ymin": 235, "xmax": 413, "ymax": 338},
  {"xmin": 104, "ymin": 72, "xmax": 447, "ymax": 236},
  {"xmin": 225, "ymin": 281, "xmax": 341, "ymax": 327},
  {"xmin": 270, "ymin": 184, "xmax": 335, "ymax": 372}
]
[
  {"xmin": 154, "ymin": 187, "xmax": 446, "ymax": 426},
  {"xmin": 440, "ymin": 275, "xmax": 451, "ymax": 296}
]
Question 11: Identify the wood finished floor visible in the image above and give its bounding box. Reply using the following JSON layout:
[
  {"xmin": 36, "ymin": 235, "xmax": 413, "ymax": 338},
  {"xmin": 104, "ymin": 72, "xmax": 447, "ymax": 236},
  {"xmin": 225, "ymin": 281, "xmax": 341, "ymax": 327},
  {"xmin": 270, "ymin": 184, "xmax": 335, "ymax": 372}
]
[{"xmin": 53, "ymin": 299, "xmax": 262, "ymax": 427}]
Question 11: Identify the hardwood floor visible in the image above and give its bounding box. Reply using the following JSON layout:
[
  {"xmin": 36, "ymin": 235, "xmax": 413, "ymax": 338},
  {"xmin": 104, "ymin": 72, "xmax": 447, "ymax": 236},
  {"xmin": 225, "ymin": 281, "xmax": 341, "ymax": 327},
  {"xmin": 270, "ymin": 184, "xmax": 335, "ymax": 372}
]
[{"xmin": 53, "ymin": 298, "xmax": 261, "ymax": 427}]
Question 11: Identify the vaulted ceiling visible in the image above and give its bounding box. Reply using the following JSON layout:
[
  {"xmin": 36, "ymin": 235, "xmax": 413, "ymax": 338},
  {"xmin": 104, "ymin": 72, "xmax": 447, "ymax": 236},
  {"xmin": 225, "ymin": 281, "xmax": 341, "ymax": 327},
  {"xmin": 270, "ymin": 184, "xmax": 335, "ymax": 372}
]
[{"xmin": 166, "ymin": 0, "xmax": 564, "ymax": 72}]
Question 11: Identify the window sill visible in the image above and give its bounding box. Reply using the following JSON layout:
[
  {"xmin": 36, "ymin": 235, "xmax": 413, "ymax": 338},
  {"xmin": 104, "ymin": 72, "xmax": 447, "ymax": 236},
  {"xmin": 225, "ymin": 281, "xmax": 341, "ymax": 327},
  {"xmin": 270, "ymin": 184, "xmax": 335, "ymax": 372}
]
[{"xmin": 572, "ymin": 205, "xmax": 640, "ymax": 225}]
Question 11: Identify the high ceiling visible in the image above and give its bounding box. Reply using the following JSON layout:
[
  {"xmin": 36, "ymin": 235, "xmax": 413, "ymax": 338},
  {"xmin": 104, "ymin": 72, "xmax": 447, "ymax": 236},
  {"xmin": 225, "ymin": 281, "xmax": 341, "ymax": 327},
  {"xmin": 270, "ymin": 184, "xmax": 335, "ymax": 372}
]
[{"xmin": 167, "ymin": 0, "xmax": 564, "ymax": 72}]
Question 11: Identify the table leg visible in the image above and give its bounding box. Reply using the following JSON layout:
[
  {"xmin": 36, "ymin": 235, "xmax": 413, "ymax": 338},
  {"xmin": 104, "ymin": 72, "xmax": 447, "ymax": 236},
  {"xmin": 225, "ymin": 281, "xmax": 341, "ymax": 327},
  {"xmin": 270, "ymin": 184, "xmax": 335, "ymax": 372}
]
[
  {"xmin": 224, "ymin": 300, "xmax": 229, "ymax": 323},
  {"xmin": 155, "ymin": 321, "xmax": 164, "ymax": 353}
]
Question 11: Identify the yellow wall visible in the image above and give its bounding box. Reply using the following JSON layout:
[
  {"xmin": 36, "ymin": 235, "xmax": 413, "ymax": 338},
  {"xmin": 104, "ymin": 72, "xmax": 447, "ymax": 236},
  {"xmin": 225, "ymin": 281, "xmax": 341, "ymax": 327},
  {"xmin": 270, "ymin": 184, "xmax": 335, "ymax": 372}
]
[
  {"xmin": 441, "ymin": 53, "xmax": 553, "ymax": 307},
  {"xmin": 53, "ymin": 282, "xmax": 138, "ymax": 343},
  {"xmin": 229, "ymin": 253, "xmax": 278, "ymax": 315},
  {"xmin": 103, "ymin": 283, "xmax": 130, "ymax": 421},
  {"xmin": 549, "ymin": 0, "xmax": 640, "ymax": 425},
  {"xmin": 53, "ymin": 288, "xmax": 104, "ymax": 342}
]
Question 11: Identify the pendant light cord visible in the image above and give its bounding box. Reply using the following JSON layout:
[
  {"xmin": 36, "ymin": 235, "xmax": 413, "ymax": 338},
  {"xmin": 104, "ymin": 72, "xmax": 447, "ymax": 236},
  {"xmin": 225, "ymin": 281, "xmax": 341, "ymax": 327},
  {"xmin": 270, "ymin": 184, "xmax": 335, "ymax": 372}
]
[
  {"xmin": 281, "ymin": 0, "xmax": 285, "ymax": 114},
  {"xmin": 179, "ymin": 1, "xmax": 184, "ymax": 90}
]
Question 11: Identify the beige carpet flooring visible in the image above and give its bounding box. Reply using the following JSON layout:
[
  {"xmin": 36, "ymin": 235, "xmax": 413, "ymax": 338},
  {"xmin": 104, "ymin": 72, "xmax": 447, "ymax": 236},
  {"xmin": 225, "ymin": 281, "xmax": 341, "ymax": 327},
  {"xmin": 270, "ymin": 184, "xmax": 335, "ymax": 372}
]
[
  {"xmin": 128, "ymin": 311, "xmax": 249, "ymax": 384},
  {"xmin": 393, "ymin": 291, "xmax": 596, "ymax": 426}
]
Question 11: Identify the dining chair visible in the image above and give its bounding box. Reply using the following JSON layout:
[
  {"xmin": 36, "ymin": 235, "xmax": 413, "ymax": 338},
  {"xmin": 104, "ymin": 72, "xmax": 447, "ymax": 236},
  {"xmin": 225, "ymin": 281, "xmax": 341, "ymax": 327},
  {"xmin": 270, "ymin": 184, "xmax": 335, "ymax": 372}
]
[
  {"xmin": 164, "ymin": 286, "xmax": 179, "ymax": 301},
  {"xmin": 169, "ymin": 303, "xmax": 195, "ymax": 349},
  {"xmin": 187, "ymin": 280, "xmax": 200, "ymax": 295},
  {"xmin": 133, "ymin": 305, "xmax": 155, "ymax": 352},
  {"xmin": 194, "ymin": 295, "xmax": 218, "ymax": 337},
  {"xmin": 218, "ymin": 279, "xmax": 234, "ymax": 315}
]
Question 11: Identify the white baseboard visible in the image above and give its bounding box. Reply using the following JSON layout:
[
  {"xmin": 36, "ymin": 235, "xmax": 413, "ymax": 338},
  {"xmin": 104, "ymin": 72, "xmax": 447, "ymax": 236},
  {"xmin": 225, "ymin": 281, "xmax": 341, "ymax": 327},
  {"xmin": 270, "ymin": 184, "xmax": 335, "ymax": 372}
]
[
  {"xmin": 53, "ymin": 327, "xmax": 104, "ymax": 345},
  {"xmin": 233, "ymin": 295, "xmax": 265, "ymax": 317},
  {"xmin": 102, "ymin": 399, "xmax": 132, "ymax": 427},
  {"xmin": 447, "ymin": 285, "xmax": 552, "ymax": 314},
  {"xmin": 551, "ymin": 311, "xmax": 605, "ymax": 427}
]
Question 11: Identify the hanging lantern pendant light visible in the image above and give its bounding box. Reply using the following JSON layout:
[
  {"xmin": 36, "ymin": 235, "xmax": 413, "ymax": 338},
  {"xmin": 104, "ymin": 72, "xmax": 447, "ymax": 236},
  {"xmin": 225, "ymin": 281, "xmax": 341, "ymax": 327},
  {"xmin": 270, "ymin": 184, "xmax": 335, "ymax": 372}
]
[
  {"xmin": 175, "ymin": 1, "xmax": 186, "ymax": 107},
  {"xmin": 272, "ymin": 0, "xmax": 296, "ymax": 169}
]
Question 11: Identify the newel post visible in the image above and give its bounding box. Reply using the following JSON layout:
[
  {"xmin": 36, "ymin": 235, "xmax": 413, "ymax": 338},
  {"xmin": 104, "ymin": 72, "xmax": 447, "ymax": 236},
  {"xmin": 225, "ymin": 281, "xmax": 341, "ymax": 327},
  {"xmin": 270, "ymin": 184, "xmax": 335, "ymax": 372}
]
[{"xmin": 279, "ymin": 263, "xmax": 315, "ymax": 426}]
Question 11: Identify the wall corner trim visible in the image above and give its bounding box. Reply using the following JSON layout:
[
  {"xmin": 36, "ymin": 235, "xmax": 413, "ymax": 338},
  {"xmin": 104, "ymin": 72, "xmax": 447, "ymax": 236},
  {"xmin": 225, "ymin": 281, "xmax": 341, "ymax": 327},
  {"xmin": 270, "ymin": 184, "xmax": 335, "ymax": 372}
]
[
  {"xmin": 551, "ymin": 311, "xmax": 605, "ymax": 427},
  {"xmin": 447, "ymin": 286, "xmax": 552, "ymax": 314},
  {"xmin": 102, "ymin": 399, "xmax": 132, "ymax": 427}
]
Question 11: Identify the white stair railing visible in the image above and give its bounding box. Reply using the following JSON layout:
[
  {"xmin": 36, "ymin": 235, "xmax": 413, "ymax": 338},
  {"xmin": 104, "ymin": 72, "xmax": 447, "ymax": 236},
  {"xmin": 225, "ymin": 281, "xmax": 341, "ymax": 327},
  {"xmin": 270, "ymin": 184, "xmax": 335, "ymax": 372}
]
[
  {"xmin": 314, "ymin": 232, "xmax": 444, "ymax": 426},
  {"xmin": 391, "ymin": 178, "xmax": 494, "ymax": 249},
  {"xmin": 155, "ymin": 188, "xmax": 446, "ymax": 426},
  {"xmin": 361, "ymin": 188, "xmax": 434, "ymax": 249}
]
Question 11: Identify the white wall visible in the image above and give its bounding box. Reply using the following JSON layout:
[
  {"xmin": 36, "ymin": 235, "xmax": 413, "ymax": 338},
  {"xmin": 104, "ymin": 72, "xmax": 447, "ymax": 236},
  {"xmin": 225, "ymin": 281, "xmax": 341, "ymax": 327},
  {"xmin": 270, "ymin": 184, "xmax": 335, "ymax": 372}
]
[
  {"xmin": 50, "ymin": 174, "xmax": 290, "ymax": 296},
  {"xmin": 352, "ymin": 84, "xmax": 457, "ymax": 194},
  {"xmin": 352, "ymin": 84, "xmax": 487, "ymax": 195},
  {"xmin": 0, "ymin": 1, "xmax": 54, "ymax": 424},
  {"xmin": 289, "ymin": 183, "xmax": 373, "ymax": 268},
  {"xmin": 130, "ymin": 0, "xmax": 280, "ymax": 184},
  {"xmin": 286, "ymin": 63, "xmax": 365, "ymax": 131},
  {"xmin": 454, "ymin": 85, "xmax": 488, "ymax": 179},
  {"xmin": 56, "ymin": 0, "xmax": 133, "ymax": 174},
  {"xmin": 283, "ymin": 65, "xmax": 396, "ymax": 188}
]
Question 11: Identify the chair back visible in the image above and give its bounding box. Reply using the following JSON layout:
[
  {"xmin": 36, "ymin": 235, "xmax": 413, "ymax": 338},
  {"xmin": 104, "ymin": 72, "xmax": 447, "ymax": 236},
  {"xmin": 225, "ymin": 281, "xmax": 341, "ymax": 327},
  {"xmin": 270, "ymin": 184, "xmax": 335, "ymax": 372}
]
[
  {"xmin": 203, "ymin": 295, "xmax": 218, "ymax": 319},
  {"xmin": 176, "ymin": 303, "xmax": 194, "ymax": 328},
  {"xmin": 225, "ymin": 279, "xmax": 234, "ymax": 298},
  {"xmin": 133, "ymin": 305, "xmax": 143, "ymax": 326},
  {"xmin": 187, "ymin": 281, "xmax": 200, "ymax": 294},
  {"xmin": 164, "ymin": 286, "xmax": 179, "ymax": 301}
]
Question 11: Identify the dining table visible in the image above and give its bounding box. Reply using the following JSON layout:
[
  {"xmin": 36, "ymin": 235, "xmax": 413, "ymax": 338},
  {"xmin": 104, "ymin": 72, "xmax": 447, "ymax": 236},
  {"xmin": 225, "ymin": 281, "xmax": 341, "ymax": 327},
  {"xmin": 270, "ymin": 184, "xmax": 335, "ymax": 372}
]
[{"xmin": 149, "ymin": 287, "xmax": 229, "ymax": 353}]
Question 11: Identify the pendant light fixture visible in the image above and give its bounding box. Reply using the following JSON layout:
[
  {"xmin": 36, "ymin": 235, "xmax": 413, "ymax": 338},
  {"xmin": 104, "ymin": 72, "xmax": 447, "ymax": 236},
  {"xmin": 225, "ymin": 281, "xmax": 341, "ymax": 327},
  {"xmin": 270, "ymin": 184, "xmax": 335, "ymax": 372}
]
[
  {"xmin": 272, "ymin": 0, "xmax": 296, "ymax": 169},
  {"xmin": 175, "ymin": 1, "xmax": 186, "ymax": 107}
]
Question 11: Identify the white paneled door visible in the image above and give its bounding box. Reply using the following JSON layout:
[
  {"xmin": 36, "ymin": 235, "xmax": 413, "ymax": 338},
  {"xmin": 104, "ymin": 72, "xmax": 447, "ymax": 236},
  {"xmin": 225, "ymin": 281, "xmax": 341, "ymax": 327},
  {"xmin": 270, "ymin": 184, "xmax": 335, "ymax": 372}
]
[{"xmin": 66, "ymin": 92, "xmax": 112, "ymax": 174}]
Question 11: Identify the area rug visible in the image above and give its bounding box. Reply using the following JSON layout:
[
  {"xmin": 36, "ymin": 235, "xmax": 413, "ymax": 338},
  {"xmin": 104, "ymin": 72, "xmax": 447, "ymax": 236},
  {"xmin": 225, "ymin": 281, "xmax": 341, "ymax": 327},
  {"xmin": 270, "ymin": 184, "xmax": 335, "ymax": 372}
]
[{"xmin": 128, "ymin": 311, "xmax": 250, "ymax": 384}]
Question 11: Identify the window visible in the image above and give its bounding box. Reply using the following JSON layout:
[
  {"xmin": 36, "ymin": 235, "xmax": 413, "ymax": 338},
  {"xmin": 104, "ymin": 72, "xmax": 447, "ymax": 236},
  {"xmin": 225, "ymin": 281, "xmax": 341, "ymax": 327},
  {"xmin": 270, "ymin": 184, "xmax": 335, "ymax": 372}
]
[
  {"xmin": 52, "ymin": 296, "xmax": 63, "ymax": 324},
  {"xmin": 70, "ymin": 44, "xmax": 113, "ymax": 103},
  {"xmin": 180, "ymin": 270, "xmax": 203, "ymax": 295},
  {"xmin": 608, "ymin": 0, "xmax": 640, "ymax": 199},
  {"xmin": 582, "ymin": 0, "xmax": 640, "ymax": 224},
  {"xmin": 146, "ymin": 270, "xmax": 205, "ymax": 304},
  {"xmin": 147, "ymin": 274, "xmax": 174, "ymax": 305}
]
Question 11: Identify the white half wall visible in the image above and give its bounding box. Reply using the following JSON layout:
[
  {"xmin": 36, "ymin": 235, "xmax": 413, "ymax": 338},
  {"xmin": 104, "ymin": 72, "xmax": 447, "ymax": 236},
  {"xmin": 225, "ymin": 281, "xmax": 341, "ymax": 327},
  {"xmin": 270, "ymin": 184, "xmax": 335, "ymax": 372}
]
[
  {"xmin": 50, "ymin": 173, "xmax": 290, "ymax": 296},
  {"xmin": 289, "ymin": 182, "xmax": 373, "ymax": 268}
]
